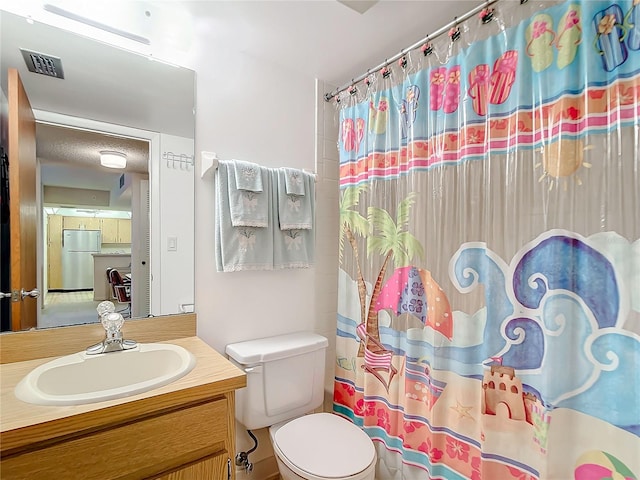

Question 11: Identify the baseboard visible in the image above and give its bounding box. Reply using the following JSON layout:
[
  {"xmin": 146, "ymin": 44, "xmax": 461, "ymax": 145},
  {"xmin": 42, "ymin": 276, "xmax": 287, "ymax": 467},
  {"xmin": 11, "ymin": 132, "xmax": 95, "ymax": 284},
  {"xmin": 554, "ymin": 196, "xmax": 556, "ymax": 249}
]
[
  {"xmin": 47, "ymin": 288, "xmax": 93, "ymax": 292},
  {"xmin": 235, "ymin": 455, "xmax": 279, "ymax": 480}
]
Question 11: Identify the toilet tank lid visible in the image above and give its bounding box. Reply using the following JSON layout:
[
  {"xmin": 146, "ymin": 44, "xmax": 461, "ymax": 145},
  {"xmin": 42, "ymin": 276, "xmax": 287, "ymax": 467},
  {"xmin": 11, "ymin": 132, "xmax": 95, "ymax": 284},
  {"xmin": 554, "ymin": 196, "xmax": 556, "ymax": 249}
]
[{"xmin": 225, "ymin": 332, "xmax": 328, "ymax": 364}]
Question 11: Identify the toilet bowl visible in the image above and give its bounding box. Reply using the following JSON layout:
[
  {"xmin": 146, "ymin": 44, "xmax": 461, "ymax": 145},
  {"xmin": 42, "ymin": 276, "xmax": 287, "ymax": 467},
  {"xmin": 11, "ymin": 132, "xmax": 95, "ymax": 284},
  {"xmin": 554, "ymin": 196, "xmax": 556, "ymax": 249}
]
[
  {"xmin": 225, "ymin": 333, "xmax": 377, "ymax": 480},
  {"xmin": 269, "ymin": 413, "xmax": 376, "ymax": 480}
]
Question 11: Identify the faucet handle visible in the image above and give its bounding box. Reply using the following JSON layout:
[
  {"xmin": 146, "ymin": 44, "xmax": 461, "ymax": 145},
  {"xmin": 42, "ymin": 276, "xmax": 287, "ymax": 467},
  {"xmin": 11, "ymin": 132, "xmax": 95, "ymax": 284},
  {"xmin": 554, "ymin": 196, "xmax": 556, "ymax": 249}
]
[
  {"xmin": 97, "ymin": 301, "xmax": 116, "ymax": 318},
  {"xmin": 102, "ymin": 312, "xmax": 125, "ymax": 334},
  {"xmin": 87, "ymin": 306, "xmax": 136, "ymax": 355}
]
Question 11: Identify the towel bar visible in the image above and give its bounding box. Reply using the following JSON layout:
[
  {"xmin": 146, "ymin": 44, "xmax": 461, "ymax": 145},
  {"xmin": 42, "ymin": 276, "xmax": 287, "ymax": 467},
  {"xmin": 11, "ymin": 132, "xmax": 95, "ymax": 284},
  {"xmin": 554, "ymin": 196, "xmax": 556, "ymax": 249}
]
[
  {"xmin": 201, "ymin": 151, "xmax": 219, "ymax": 178},
  {"xmin": 200, "ymin": 151, "xmax": 316, "ymax": 181}
]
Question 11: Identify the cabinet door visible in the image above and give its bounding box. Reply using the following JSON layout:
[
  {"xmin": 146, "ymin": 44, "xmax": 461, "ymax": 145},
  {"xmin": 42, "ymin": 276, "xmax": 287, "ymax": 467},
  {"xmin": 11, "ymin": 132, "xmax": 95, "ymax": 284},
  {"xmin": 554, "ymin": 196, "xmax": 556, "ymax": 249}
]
[
  {"xmin": 0, "ymin": 399, "xmax": 228, "ymax": 479},
  {"xmin": 84, "ymin": 217, "xmax": 101, "ymax": 230},
  {"xmin": 63, "ymin": 216, "xmax": 83, "ymax": 229},
  {"xmin": 118, "ymin": 219, "xmax": 132, "ymax": 243},
  {"xmin": 153, "ymin": 455, "xmax": 229, "ymax": 480},
  {"xmin": 48, "ymin": 215, "xmax": 63, "ymax": 289},
  {"xmin": 63, "ymin": 216, "xmax": 100, "ymax": 230},
  {"xmin": 101, "ymin": 218, "xmax": 119, "ymax": 243}
]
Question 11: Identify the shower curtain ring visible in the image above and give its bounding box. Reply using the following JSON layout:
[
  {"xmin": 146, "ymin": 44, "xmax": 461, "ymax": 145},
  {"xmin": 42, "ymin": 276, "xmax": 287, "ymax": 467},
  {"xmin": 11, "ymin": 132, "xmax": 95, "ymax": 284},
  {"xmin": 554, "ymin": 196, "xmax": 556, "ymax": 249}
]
[
  {"xmin": 422, "ymin": 36, "xmax": 434, "ymax": 56},
  {"xmin": 381, "ymin": 62, "xmax": 391, "ymax": 78},
  {"xmin": 449, "ymin": 17, "xmax": 461, "ymax": 42}
]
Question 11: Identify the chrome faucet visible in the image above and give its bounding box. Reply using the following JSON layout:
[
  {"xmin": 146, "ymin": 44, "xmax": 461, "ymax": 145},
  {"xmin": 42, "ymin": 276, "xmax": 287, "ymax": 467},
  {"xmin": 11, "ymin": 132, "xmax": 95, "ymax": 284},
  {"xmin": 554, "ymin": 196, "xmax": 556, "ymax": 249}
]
[{"xmin": 86, "ymin": 301, "xmax": 138, "ymax": 355}]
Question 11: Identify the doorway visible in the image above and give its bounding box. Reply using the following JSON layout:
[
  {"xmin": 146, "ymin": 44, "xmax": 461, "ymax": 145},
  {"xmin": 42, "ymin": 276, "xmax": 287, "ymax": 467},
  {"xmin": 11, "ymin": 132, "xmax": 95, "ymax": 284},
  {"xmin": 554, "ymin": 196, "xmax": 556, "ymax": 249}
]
[
  {"xmin": 36, "ymin": 121, "xmax": 149, "ymax": 328},
  {"xmin": 40, "ymin": 208, "xmax": 135, "ymax": 328}
]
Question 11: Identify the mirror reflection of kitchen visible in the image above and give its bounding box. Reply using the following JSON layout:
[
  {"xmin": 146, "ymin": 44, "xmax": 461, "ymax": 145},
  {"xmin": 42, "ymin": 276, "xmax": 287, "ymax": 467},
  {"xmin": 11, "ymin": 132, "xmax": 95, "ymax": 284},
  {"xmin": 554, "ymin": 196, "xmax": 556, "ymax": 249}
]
[{"xmin": 39, "ymin": 123, "xmax": 150, "ymax": 328}]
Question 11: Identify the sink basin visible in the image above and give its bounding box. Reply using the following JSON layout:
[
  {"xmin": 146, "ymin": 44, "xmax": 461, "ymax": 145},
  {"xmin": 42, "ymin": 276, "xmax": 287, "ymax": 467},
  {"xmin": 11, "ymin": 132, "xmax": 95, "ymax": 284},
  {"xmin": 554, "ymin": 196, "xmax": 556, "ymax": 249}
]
[{"xmin": 15, "ymin": 343, "xmax": 196, "ymax": 406}]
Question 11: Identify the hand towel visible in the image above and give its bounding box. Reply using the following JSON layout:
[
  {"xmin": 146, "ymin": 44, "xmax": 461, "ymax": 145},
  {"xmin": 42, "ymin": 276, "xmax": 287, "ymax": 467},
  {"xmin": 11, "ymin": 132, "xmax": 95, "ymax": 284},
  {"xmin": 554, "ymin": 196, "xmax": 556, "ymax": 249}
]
[
  {"xmin": 227, "ymin": 161, "xmax": 269, "ymax": 227},
  {"xmin": 282, "ymin": 167, "xmax": 305, "ymax": 196},
  {"xmin": 233, "ymin": 160, "xmax": 263, "ymax": 192},
  {"xmin": 277, "ymin": 169, "xmax": 313, "ymax": 230},
  {"xmin": 215, "ymin": 161, "xmax": 273, "ymax": 272},
  {"xmin": 272, "ymin": 170, "xmax": 315, "ymax": 269},
  {"xmin": 273, "ymin": 228, "xmax": 315, "ymax": 269}
]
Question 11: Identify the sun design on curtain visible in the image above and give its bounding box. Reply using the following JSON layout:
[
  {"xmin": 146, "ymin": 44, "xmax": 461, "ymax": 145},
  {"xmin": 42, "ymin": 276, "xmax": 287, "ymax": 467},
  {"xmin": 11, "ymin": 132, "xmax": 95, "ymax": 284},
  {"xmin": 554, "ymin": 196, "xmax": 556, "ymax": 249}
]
[{"xmin": 333, "ymin": 1, "xmax": 640, "ymax": 479}]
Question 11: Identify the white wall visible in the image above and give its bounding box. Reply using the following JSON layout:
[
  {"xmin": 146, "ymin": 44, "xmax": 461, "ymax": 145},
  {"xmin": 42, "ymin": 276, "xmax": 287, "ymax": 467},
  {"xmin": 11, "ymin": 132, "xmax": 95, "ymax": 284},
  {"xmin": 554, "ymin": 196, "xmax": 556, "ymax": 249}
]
[
  {"xmin": 156, "ymin": 134, "xmax": 195, "ymax": 315},
  {"xmin": 192, "ymin": 53, "xmax": 317, "ymax": 351},
  {"xmin": 189, "ymin": 44, "xmax": 341, "ymax": 475}
]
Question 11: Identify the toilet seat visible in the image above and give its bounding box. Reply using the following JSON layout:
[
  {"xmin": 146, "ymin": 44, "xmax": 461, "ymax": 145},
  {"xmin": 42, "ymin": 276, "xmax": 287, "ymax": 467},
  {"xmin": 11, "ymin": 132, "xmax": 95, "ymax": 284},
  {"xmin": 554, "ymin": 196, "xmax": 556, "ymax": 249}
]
[{"xmin": 271, "ymin": 413, "xmax": 376, "ymax": 479}]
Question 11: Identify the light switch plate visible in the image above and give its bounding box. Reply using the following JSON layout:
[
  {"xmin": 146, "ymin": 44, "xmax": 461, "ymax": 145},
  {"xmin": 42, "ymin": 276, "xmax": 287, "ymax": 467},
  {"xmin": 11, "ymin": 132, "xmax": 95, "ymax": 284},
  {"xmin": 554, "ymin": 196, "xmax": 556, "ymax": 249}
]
[{"xmin": 167, "ymin": 236, "xmax": 178, "ymax": 251}]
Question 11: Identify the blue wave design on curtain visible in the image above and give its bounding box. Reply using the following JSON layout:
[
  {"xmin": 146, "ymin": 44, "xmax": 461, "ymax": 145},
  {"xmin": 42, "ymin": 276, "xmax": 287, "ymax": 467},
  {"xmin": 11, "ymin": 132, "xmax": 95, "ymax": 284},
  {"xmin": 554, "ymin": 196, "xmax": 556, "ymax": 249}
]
[
  {"xmin": 513, "ymin": 235, "xmax": 620, "ymax": 329},
  {"xmin": 502, "ymin": 317, "xmax": 545, "ymax": 370},
  {"xmin": 519, "ymin": 294, "xmax": 597, "ymax": 403},
  {"xmin": 449, "ymin": 246, "xmax": 513, "ymax": 363},
  {"xmin": 558, "ymin": 330, "xmax": 640, "ymax": 433}
]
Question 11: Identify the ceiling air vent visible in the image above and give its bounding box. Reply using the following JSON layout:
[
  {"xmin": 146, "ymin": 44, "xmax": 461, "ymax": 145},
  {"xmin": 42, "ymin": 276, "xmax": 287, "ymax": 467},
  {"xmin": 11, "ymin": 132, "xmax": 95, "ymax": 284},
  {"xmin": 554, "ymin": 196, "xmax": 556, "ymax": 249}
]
[{"xmin": 20, "ymin": 49, "xmax": 65, "ymax": 79}]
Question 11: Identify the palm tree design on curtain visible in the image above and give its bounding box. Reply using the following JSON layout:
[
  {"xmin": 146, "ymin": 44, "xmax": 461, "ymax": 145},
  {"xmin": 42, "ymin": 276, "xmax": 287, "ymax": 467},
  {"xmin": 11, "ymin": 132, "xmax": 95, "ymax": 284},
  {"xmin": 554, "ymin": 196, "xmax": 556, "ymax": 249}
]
[
  {"xmin": 360, "ymin": 192, "xmax": 424, "ymax": 356},
  {"xmin": 339, "ymin": 185, "xmax": 369, "ymax": 327},
  {"xmin": 340, "ymin": 188, "xmax": 424, "ymax": 358}
]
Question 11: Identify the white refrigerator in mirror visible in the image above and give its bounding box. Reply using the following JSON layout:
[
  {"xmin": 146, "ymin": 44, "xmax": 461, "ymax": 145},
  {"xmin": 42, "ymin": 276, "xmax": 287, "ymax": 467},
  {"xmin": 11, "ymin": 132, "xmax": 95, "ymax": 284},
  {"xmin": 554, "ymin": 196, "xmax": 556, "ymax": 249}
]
[{"xmin": 62, "ymin": 229, "xmax": 101, "ymax": 290}]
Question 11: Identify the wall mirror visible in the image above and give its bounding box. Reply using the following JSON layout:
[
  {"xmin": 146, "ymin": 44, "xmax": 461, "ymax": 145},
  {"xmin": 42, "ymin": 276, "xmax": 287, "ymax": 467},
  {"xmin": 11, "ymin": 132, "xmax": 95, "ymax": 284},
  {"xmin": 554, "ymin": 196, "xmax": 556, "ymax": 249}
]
[{"xmin": 0, "ymin": 10, "xmax": 196, "ymax": 331}]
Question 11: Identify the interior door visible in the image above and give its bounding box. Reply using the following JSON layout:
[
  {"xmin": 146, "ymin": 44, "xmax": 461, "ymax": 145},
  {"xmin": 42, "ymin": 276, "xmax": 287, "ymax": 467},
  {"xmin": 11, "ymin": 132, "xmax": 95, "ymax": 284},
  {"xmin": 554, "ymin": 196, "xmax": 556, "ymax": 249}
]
[{"xmin": 8, "ymin": 68, "xmax": 38, "ymax": 330}]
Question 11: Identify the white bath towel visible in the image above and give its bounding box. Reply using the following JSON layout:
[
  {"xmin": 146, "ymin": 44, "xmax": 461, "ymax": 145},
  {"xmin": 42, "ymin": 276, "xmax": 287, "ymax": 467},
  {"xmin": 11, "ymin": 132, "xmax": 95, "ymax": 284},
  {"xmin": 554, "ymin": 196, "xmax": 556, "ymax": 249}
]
[
  {"xmin": 215, "ymin": 161, "xmax": 273, "ymax": 272},
  {"xmin": 272, "ymin": 170, "xmax": 315, "ymax": 269},
  {"xmin": 227, "ymin": 161, "xmax": 269, "ymax": 228},
  {"xmin": 233, "ymin": 160, "xmax": 263, "ymax": 192},
  {"xmin": 282, "ymin": 167, "xmax": 305, "ymax": 196},
  {"xmin": 277, "ymin": 169, "xmax": 313, "ymax": 230}
]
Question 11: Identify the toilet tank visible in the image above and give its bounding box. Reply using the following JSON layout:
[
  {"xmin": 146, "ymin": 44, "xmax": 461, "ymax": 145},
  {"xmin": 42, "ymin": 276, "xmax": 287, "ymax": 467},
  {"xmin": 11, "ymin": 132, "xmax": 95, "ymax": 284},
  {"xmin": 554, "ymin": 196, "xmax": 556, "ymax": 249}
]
[{"xmin": 226, "ymin": 332, "xmax": 328, "ymax": 430}]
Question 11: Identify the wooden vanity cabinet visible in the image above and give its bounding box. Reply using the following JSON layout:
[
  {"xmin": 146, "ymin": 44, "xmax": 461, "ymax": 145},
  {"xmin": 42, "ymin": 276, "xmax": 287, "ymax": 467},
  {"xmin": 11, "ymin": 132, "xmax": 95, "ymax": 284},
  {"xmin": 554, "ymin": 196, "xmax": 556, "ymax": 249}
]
[
  {"xmin": 0, "ymin": 319, "xmax": 246, "ymax": 480},
  {"xmin": 154, "ymin": 454, "xmax": 229, "ymax": 479},
  {"xmin": 1, "ymin": 394, "xmax": 235, "ymax": 479}
]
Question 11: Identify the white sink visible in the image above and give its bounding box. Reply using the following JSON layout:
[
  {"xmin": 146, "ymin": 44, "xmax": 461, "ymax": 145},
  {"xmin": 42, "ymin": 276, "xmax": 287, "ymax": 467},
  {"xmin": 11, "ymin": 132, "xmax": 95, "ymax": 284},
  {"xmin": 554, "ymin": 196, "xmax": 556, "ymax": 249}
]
[{"xmin": 15, "ymin": 343, "xmax": 196, "ymax": 406}]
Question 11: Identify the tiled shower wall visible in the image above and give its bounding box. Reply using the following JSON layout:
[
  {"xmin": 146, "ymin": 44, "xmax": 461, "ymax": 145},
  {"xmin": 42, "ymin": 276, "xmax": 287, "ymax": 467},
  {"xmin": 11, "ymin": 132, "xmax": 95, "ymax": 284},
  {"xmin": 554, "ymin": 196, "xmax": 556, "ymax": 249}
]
[{"xmin": 314, "ymin": 79, "xmax": 341, "ymax": 406}]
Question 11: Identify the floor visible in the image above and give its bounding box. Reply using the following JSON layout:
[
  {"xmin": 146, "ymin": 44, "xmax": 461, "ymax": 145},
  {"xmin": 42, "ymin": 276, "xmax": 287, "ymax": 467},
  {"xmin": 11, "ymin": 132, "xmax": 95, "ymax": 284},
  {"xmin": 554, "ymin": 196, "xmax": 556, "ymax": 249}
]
[
  {"xmin": 40, "ymin": 291, "xmax": 101, "ymax": 329},
  {"xmin": 45, "ymin": 290, "xmax": 94, "ymax": 305}
]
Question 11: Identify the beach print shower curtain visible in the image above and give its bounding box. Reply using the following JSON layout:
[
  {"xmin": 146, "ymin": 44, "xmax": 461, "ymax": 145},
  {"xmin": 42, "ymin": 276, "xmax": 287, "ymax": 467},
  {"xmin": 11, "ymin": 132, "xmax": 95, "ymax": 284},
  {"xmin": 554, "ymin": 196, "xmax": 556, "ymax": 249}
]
[{"xmin": 333, "ymin": 1, "xmax": 640, "ymax": 479}]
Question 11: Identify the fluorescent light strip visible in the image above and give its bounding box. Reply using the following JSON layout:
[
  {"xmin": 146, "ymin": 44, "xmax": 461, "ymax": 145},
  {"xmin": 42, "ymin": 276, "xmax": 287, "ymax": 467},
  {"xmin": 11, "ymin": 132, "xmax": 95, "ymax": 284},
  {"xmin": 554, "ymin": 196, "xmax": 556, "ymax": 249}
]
[{"xmin": 43, "ymin": 4, "xmax": 151, "ymax": 45}]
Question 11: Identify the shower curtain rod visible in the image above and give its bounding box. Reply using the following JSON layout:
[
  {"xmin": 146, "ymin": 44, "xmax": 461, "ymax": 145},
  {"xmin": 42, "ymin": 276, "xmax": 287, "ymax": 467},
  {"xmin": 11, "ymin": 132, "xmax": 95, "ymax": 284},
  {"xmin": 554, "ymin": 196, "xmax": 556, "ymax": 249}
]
[{"xmin": 324, "ymin": 0, "xmax": 500, "ymax": 102}]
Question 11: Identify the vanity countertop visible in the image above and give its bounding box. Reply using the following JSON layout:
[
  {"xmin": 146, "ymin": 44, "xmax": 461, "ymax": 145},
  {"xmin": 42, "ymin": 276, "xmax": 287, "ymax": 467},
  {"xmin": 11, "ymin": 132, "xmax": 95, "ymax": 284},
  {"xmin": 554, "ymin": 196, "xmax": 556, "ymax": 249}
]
[
  {"xmin": 92, "ymin": 253, "xmax": 131, "ymax": 257},
  {"xmin": 0, "ymin": 335, "xmax": 246, "ymax": 454}
]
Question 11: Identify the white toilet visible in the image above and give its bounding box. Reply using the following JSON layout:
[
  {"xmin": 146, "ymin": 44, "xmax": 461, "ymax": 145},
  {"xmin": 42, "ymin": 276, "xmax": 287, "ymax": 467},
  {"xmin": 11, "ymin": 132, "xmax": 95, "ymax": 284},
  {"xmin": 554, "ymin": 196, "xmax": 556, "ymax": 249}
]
[{"xmin": 226, "ymin": 332, "xmax": 376, "ymax": 480}]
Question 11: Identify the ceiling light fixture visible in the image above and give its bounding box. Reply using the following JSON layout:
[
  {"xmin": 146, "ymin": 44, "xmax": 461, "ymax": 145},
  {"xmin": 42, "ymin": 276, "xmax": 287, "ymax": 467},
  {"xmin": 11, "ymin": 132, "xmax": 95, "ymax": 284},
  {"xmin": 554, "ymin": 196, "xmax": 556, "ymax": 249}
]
[
  {"xmin": 43, "ymin": 4, "xmax": 151, "ymax": 45},
  {"xmin": 100, "ymin": 151, "xmax": 127, "ymax": 169}
]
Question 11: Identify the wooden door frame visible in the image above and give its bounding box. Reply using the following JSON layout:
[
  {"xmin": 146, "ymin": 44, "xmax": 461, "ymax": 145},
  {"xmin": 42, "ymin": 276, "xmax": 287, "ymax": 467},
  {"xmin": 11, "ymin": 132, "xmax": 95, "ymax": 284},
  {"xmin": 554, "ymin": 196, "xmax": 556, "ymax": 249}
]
[{"xmin": 8, "ymin": 68, "xmax": 37, "ymax": 331}]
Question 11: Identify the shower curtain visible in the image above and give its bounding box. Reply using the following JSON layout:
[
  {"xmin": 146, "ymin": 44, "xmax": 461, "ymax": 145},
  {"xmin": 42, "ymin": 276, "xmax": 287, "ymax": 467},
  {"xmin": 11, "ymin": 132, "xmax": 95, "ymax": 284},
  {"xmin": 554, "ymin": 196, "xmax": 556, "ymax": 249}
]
[{"xmin": 333, "ymin": 1, "xmax": 639, "ymax": 479}]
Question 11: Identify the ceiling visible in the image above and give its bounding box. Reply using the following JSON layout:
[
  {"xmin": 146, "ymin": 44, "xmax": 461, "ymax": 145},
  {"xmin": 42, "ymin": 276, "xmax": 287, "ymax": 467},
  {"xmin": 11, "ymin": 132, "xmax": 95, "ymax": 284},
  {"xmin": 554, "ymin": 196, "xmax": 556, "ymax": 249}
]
[
  {"xmin": 37, "ymin": 124, "xmax": 149, "ymax": 174},
  {"xmin": 177, "ymin": 0, "xmax": 481, "ymax": 87}
]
